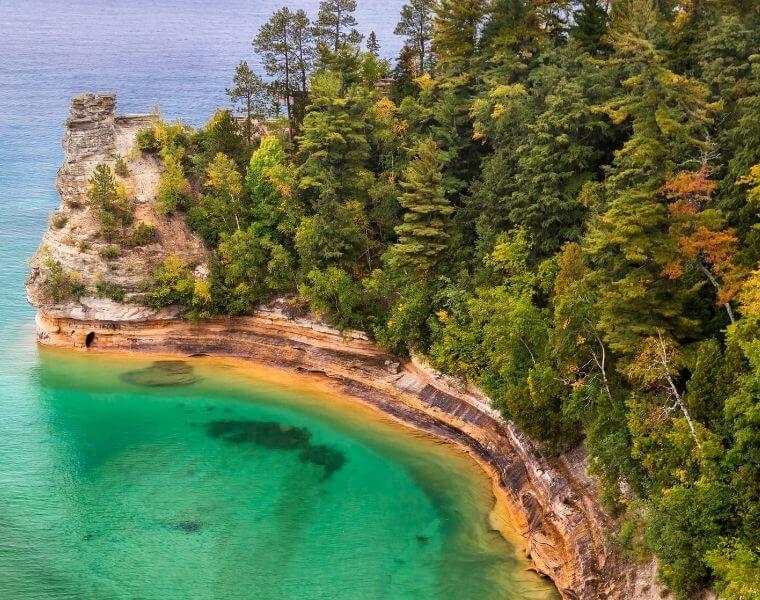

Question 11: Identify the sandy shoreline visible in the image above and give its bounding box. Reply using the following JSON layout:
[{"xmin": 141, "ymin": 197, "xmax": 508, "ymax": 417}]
[{"xmin": 39, "ymin": 342, "xmax": 556, "ymax": 595}]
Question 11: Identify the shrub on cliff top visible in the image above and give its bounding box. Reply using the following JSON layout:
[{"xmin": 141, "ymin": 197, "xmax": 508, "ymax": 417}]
[
  {"xmin": 136, "ymin": 128, "xmax": 161, "ymax": 154},
  {"xmin": 88, "ymin": 163, "xmax": 134, "ymax": 241},
  {"xmin": 156, "ymin": 153, "xmax": 190, "ymax": 215},
  {"xmin": 41, "ymin": 257, "xmax": 85, "ymax": 303}
]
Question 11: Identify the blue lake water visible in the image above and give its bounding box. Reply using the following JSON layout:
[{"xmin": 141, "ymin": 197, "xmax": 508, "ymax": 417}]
[{"xmin": 0, "ymin": 2, "xmax": 557, "ymax": 597}]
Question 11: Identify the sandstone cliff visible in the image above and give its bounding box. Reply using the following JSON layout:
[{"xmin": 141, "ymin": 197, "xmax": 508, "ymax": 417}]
[
  {"xmin": 27, "ymin": 94, "xmax": 667, "ymax": 600},
  {"xmin": 26, "ymin": 93, "xmax": 208, "ymax": 321}
]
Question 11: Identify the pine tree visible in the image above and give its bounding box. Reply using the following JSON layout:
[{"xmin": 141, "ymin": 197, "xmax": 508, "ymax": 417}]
[
  {"xmin": 225, "ymin": 60, "xmax": 270, "ymax": 143},
  {"xmin": 88, "ymin": 163, "xmax": 119, "ymax": 210},
  {"xmin": 254, "ymin": 8, "xmax": 298, "ymax": 138},
  {"xmin": 290, "ymin": 9, "xmax": 314, "ymax": 128},
  {"xmin": 392, "ymin": 139, "xmax": 453, "ymax": 277},
  {"xmin": 296, "ymin": 71, "xmax": 372, "ymax": 271},
  {"xmin": 312, "ymin": 0, "xmax": 361, "ymax": 53},
  {"xmin": 88, "ymin": 162, "xmax": 133, "ymax": 238},
  {"xmin": 366, "ymin": 31, "xmax": 380, "ymax": 56},
  {"xmin": 290, "ymin": 9, "xmax": 314, "ymax": 94},
  {"xmin": 433, "ymin": 0, "xmax": 485, "ymax": 77},
  {"xmin": 571, "ymin": 0, "xmax": 610, "ymax": 55},
  {"xmin": 394, "ymin": 0, "xmax": 434, "ymax": 74},
  {"xmin": 586, "ymin": 0, "xmax": 715, "ymax": 354}
]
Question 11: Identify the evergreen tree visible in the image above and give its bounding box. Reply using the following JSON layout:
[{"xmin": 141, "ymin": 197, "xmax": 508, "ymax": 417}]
[
  {"xmin": 433, "ymin": 0, "xmax": 485, "ymax": 78},
  {"xmin": 391, "ymin": 44, "xmax": 419, "ymax": 101},
  {"xmin": 394, "ymin": 0, "xmax": 434, "ymax": 74},
  {"xmin": 570, "ymin": 0, "xmax": 610, "ymax": 55},
  {"xmin": 392, "ymin": 139, "xmax": 453, "ymax": 277},
  {"xmin": 586, "ymin": 0, "xmax": 714, "ymax": 353},
  {"xmin": 312, "ymin": 0, "xmax": 361, "ymax": 53},
  {"xmin": 296, "ymin": 71, "xmax": 373, "ymax": 272},
  {"xmin": 225, "ymin": 60, "xmax": 270, "ymax": 143},
  {"xmin": 290, "ymin": 9, "xmax": 314, "ymax": 94},
  {"xmin": 471, "ymin": 44, "xmax": 615, "ymax": 257},
  {"xmin": 366, "ymin": 31, "xmax": 380, "ymax": 56},
  {"xmin": 88, "ymin": 163, "xmax": 134, "ymax": 239},
  {"xmin": 254, "ymin": 8, "xmax": 298, "ymax": 138}
]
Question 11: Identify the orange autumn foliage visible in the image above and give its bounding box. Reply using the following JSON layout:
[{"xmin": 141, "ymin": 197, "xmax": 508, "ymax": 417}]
[{"xmin": 661, "ymin": 169, "xmax": 741, "ymax": 304}]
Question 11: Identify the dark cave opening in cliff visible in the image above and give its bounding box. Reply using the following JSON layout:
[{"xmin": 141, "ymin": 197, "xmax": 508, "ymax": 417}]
[{"xmin": 85, "ymin": 332, "xmax": 95, "ymax": 348}]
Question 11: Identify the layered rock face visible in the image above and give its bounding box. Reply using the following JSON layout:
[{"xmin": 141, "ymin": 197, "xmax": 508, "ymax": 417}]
[
  {"xmin": 27, "ymin": 94, "xmax": 666, "ymax": 599},
  {"xmin": 26, "ymin": 93, "xmax": 208, "ymax": 321},
  {"xmin": 33, "ymin": 307, "xmax": 662, "ymax": 599}
]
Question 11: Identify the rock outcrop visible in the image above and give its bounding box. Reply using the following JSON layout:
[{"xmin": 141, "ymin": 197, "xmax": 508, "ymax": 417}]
[
  {"xmin": 27, "ymin": 94, "xmax": 667, "ymax": 600},
  {"xmin": 26, "ymin": 93, "xmax": 208, "ymax": 318}
]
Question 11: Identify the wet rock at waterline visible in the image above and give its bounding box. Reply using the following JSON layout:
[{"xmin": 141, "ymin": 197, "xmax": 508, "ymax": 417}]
[
  {"xmin": 205, "ymin": 419, "xmax": 346, "ymax": 480},
  {"xmin": 121, "ymin": 360, "xmax": 200, "ymax": 387}
]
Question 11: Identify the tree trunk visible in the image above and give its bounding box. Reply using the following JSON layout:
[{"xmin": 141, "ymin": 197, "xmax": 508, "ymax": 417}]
[
  {"xmin": 245, "ymin": 94, "xmax": 252, "ymax": 143},
  {"xmin": 656, "ymin": 332, "xmax": 701, "ymax": 450},
  {"xmin": 697, "ymin": 259, "xmax": 735, "ymax": 324},
  {"xmin": 283, "ymin": 26, "xmax": 293, "ymax": 141}
]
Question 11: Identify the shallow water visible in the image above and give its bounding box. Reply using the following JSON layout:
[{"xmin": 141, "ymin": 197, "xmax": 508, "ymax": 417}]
[
  {"xmin": 0, "ymin": 348, "xmax": 556, "ymax": 598},
  {"xmin": 0, "ymin": 1, "xmax": 557, "ymax": 597}
]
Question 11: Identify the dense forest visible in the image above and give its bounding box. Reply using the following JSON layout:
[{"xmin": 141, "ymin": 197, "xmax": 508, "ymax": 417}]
[{"xmin": 84, "ymin": 0, "xmax": 760, "ymax": 596}]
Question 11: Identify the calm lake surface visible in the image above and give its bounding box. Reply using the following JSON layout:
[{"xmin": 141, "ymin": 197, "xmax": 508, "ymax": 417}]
[{"xmin": 0, "ymin": 1, "xmax": 557, "ymax": 597}]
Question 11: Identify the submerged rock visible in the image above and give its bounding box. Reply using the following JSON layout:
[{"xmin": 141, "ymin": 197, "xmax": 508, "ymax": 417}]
[
  {"xmin": 121, "ymin": 360, "xmax": 199, "ymax": 387},
  {"xmin": 205, "ymin": 419, "xmax": 346, "ymax": 480},
  {"xmin": 175, "ymin": 521, "xmax": 202, "ymax": 533}
]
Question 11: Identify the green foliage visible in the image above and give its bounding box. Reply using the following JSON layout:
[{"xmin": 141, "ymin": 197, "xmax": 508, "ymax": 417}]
[
  {"xmin": 392, "ymin": 138, "xmax": 453, "ymax": 279},
  {"xmin": 87, "ymin": 163, "xmax": 134, "ymax": 241},
  {"xmin": 144, "ymin": 255, "xmax": 197, "ymax": 309},
  {"xmin": 216, "ymin": 228, "xmax": 270, "ymax": 314},
  {"xmin": 126, "ymin": 222, "xmax": 156, "ymax": 247},
  {"xmin": 312, "ymin": 0, "xmax": 361, "ymax": 53},
  {"xmin": 98, "ymin": 245, "xmax": 120, "ymax": 261},
  {"xmin": 646, "ymin": 482, "xmax": 734, "ymax": 598},
  {"xmin": 705, "ymin": 541, "xmax": 760, "ymax": 600},
  {"xmin": 570, "ymin": 0, "xmax": 610, "ymax": 55},
  {"xmin": 226, "ymin": 60, "xmax": 271, "ymax": 142},
  {"xmin": 41, "ymin": 257, "xmax": 85, "ymax": 303},
  {"xmin": 95, "ymin": 280, "xmax": 126, "ymax": 302},
  {"xmin": 299, "ymin": 266, "xmax": 364, "ymax": 330},
  {"xmin": 190, "ymin": 110, "xmax": 249, "ymax": 175},
  {"xmin": 156, "ymin": 153, "xmax": 190, "ymax": 215},
  {"xmin": 246, "ymin": 135, "xmax": 299, "ymax": 241},
  {"xmin": 136, "ymin": 128, "xmax": 161, "ymax": 153},
  {"xmin": 433, "ymin": 0, "xmax": 485, "ymax": 77},
  {"xmin": 254, "ymin": 7, "xmax": 314, "ymax": 135},
  {"xmin": 394, "ymin": 0, "xmax": 434, "ymax": 74},
  {"xmin": 366, "ymin": 31, "xmax": 380, "ymax": 56},
  {"xmin": 114, "ymin": 155, "xmax": 129, "ymax": 177}
]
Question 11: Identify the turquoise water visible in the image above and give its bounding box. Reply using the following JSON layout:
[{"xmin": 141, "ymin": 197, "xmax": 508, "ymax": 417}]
[
  {"xmin": 0, "ymin": 2, "xmax": 556, "ymax": 598},
  {"xmin": 0, "ymin": 348, "xmax": 556, "ymax": 598}
]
